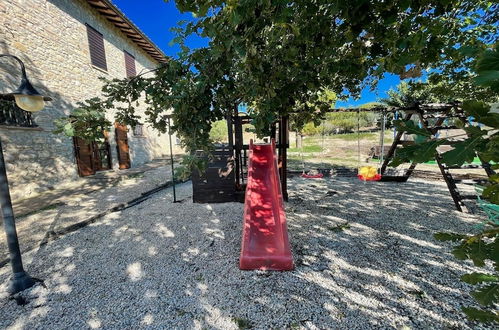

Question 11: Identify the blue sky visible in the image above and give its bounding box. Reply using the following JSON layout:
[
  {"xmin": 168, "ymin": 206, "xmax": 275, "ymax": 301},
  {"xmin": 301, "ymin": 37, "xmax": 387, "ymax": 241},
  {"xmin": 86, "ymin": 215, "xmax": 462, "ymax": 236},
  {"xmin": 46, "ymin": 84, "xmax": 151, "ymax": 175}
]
[{"xmin": 112, "ymin": 0, "xmax": 402, "ymax": 107}]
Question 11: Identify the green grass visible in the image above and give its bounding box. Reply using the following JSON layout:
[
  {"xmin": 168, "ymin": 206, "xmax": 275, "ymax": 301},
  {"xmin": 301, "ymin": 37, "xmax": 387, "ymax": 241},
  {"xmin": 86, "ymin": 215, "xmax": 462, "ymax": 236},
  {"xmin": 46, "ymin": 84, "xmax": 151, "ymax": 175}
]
[
  {"xmin": 299, "ymin": 131, "xmax": 393, "ymax": 144},
  {"xmin": 288, "ymin": 130, "xmax": 395, "ymax": 170},
  {"xmin": 330, "ymin": 132, "xmax": 377, "ymax": 141},
  {"xmin": 424, "ymin": 157, "xmax": 483, "ymax": 165},
  {"xmin": 288, "ymin": 145, "xmax": 323, "ymax": 153}
]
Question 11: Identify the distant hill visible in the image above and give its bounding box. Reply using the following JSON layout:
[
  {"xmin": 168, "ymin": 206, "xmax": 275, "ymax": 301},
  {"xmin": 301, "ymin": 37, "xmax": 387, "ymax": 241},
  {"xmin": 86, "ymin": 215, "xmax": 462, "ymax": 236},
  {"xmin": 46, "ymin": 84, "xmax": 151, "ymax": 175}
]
[{"xmin": 357, "ymin": 102, "xmax": 384, "ymax": 109}]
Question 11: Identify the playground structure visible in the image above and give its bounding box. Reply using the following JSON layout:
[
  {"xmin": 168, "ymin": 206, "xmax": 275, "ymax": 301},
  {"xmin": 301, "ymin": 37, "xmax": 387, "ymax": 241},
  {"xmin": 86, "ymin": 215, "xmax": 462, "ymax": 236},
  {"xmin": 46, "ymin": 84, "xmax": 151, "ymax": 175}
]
[
  {"xmin": 192, "ymin": 113, "xmax": 290, "ymax": 203},
  {"xmin": 379, "ymin": 102, "xmax": 495, "ymax": 212},
  {"xmin": 191, "ymin": 103, "xmax": 494, "ymax": 213}
]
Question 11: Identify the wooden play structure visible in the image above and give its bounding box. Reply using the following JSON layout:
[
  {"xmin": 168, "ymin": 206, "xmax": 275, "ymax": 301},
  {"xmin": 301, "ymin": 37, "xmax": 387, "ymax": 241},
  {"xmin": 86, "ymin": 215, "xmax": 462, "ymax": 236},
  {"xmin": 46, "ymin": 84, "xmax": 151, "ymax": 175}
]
[
  {"xmin": 191, "ymin": 103, "xmax": 495, "ymax": 213},
  {"xmin": 379, "ymin": 102, "xmax": 495, "ymax": 212},
  {"xmin": 192, "ymin": 112, "xmax": 289, "ymax": 203}
]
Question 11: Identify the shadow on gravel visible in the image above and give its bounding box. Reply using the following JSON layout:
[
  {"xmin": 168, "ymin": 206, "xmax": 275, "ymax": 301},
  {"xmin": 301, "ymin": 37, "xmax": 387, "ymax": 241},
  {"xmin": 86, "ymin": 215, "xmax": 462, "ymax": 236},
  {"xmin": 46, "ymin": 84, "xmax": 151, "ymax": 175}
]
[{"xmin": 0, "ymin": 179, "xmax": 487, "ymax": 329}]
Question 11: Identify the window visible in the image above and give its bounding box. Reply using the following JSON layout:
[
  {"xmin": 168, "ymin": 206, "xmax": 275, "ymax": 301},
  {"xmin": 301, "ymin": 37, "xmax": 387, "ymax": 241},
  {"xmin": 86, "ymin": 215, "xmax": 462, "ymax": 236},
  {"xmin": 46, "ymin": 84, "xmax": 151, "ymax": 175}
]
[
  {"xmin": 0, "ymin": 99, "xmax": 37, "ymax": 127},
  {"xmin": 124, "ymin": 51, "xmax": 136, "ymax": 77},
  {"xmin": 86, "ymin": 24, "xmax": 107, "ymax": 71},
  {"xmin": 133, "ymin": 124, "xmax": 144, "ymax": 136}
]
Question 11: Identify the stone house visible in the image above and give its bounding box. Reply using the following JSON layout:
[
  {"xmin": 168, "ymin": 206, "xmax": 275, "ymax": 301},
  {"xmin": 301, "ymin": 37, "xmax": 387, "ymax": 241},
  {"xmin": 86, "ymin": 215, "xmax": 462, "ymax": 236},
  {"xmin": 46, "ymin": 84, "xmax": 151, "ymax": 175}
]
[{"xmin": 0, "ymin": 0, "xmax": 179, "ymax": 201}]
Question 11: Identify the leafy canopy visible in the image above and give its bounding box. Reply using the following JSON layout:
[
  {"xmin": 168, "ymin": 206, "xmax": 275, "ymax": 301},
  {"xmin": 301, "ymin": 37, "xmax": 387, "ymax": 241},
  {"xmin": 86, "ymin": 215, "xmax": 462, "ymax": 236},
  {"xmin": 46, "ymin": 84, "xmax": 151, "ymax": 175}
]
[{"xmin": 55, "ymin": 0, "xmax": 498, "ymax": 173}]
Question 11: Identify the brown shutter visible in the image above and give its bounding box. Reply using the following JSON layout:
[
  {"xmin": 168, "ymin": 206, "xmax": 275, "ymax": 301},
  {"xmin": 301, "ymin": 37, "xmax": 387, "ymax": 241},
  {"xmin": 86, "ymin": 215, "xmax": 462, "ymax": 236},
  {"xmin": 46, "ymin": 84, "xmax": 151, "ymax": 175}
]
[
  {"xmin": 73, "ymin": 137, "xmax": 96, "ymax": 176},
  {"xmin": 124, "ymin": 51, "xmax": 136, "ymax": 77},
  {"xmin": 86, "ymin": 24, "xmax": 107, "ymax": 71},
  {"xmin": 115, "ymin": 123, "xmax": 131, "ymax": 169}
]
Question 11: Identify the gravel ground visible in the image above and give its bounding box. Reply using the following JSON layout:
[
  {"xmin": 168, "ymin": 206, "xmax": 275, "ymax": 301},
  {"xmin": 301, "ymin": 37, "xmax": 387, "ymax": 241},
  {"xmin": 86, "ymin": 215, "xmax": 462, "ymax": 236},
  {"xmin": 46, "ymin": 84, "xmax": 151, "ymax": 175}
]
[
  {"xmin": 0, "ymin": 177, "xmax": 491, "ymax": 329},
  {"xmin": 0, "ymin": 161, "xmax": 176, "ymax": 263}
]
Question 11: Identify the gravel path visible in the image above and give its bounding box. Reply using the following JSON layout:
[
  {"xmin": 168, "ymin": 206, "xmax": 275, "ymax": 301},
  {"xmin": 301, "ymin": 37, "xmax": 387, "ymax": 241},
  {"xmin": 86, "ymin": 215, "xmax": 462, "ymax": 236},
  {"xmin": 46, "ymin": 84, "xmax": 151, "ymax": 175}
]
[
  {"xmin": 0, "ymin": 160, "xmax": 176, "ymax": 264},
  {"xmin": 0, "ymin": 177, "xmax": 491, "ymax": 329}
]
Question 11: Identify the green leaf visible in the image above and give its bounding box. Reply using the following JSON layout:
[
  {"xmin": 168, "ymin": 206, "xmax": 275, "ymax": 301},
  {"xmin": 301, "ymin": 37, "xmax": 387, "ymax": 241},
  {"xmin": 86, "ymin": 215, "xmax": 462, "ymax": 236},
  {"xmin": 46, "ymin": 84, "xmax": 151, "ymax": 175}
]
[
  {"xmin": 475, "ymin": 70, "xmax": 499, "ymax": 89},
  {"xmin": 462, "ymin": 307, "xmax": 499, "ymax": 323},
  {"xmin": 441, "ymin": 129, "xmax": 487, "ymax": 166},
  {"xmin": 168, "ymin": 36, "xmax": 183, "ymax": 46},
  {"xmin": 459, "ymin": 46, "xmax": 480, "ymax": 57},
  {"xmin": 393, "ymin": 120, "xmax": 431, "ymax": 137},
  {"xmin": 461, "ymin": 273, "xmax": 499, "ymax": 284},
  {"xmin": 475, "ymin": 48, "xmax": 499, "ymax": 90},
  {"xmin": 490, "ymin": 174, "xmax": 499, "ymax": 184},
  {"xmin": 434, "ymin": 232, "xmax": 466, "ymax": 241},
  {"xmin": 63, "ymin": 123, "xmax": 75, "ymax": 136},
  {"xmin": 462, "ymin": 100, "xmax": 490, "ymax": 119},
  {"xmin": 482, "ymin": 184, "xmax": 499, "ymax": 204},
  {"xmin": 453, "ymin": 247, "xmax": 470, "ymax": 260},
  {"xmin": 389, "ymin": 139, "xmax": 444, "ymax": 167},
  {"xmin": 412, "ymin": 140, "xmax": 443, "ymax": 163},
  {"xmin": 463, "ymin": 100, "xmax": 499, "ymax": 128},
  {"xmin": 471, "ymin": 284, "xmax": 499, "ymax": 306}
]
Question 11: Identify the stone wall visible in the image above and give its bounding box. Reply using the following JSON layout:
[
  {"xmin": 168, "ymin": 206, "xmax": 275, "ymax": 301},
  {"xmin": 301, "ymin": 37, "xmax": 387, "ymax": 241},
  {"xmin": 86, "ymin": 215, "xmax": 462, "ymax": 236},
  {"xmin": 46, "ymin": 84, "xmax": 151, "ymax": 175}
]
[{"xmin": 0, "ymin": 0, "xmax": 180, "ymax": 201}]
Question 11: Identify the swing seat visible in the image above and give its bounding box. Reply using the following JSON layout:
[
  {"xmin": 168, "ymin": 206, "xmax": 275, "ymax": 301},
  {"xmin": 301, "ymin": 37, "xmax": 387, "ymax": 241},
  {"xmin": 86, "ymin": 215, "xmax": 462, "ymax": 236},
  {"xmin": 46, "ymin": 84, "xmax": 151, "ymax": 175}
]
[
  {"xmin": 357, "ymin": 166, "xmax": 382, "ymax": 181},
  {"xmin": 301, "ymin": 172, "xmax": 324, "ymax": 179},
  {"xmin": 357, "ymin": 173, "xmax": 382, "ymax": 181}
]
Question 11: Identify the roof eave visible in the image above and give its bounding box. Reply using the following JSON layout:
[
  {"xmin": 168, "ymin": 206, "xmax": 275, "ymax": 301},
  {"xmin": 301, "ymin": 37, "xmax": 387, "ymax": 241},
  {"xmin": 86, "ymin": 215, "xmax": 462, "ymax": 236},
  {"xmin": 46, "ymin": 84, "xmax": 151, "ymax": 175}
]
[{"xmin": 86, "ymin": 0, "xmax": 169, "ymax": 64}]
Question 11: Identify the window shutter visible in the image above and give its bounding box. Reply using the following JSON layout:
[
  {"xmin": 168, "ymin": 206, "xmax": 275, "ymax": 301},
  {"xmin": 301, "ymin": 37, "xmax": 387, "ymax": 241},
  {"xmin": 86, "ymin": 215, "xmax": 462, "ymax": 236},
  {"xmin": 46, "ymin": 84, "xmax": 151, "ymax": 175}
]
[
  {"xmin": 86, "ymin": 24, "xmax": 107, "ymax": 71},
  {"xmin": 124, "ymin": 51, "xmax": 136, "ymax": 77}
]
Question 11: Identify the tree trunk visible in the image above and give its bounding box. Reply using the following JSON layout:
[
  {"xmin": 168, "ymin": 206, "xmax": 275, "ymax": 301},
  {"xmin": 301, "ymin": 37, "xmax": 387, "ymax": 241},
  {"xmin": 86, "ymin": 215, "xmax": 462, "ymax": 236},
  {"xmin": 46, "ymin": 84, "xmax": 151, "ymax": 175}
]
[{"xmin": 295, "ymin": 131, "xmax": 303, "ymax": 148}]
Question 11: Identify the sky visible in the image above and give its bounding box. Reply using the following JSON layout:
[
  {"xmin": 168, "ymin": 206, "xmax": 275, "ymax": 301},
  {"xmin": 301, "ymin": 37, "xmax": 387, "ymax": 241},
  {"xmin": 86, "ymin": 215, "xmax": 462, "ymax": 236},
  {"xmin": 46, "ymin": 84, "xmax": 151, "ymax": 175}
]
[{"xmin": 112, "ymin": 0, "xmax": 402, "ymax": 107}]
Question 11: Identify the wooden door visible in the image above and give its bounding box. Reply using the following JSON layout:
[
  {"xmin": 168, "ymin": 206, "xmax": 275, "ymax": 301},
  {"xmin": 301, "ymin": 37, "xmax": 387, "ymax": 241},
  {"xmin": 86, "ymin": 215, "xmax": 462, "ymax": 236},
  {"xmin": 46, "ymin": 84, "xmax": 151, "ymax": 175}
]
[
  {"xmin": 115, "ymin": 123, "xmax": 131, "ymax": 169},
  {"xmin": 73, "ymin": 137, "xmax": 95, "ymax": 176}
]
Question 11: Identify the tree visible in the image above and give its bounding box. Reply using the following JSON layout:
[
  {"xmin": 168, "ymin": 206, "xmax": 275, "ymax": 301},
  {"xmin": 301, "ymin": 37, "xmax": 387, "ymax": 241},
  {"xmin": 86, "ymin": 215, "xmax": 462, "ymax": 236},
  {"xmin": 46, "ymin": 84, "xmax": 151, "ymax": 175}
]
[
  {"xmin": 209, "ymin": 120, "xmax": 228, "ymax": 143},
  {"xmin": 55, "ymin": 0, "xmax": 498, "ymax": 174},
  {"xmin": 381, "ymin": 81, "xmax": 441, "ymax": 107},
  {"xmin": 381, "ymin": 80, "xmax": 498, "ymax": 108}
]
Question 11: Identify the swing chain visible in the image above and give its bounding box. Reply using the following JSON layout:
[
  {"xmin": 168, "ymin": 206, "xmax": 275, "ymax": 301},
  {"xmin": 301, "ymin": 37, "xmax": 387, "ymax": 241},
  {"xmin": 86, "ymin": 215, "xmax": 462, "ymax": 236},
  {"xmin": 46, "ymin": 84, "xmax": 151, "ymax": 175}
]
[
  {"xmin": 379, "ymin": 110, "xmax": 386, "ymax": 173},
  {"xmin": 357, "ymin": 109, "xmax": 361, "ymax": 170},
  {"xmin": 301, "ymin": 131, "xmax": 305, "ymax": 174}
]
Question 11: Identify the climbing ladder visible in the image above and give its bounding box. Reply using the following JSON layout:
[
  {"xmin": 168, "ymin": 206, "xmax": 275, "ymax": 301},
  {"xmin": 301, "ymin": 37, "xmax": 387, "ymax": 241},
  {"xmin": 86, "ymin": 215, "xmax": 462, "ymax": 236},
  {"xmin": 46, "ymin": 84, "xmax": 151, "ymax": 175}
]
[{"xmin": 380, "ymin": 103, "xmax": 494, "ymax": 212}]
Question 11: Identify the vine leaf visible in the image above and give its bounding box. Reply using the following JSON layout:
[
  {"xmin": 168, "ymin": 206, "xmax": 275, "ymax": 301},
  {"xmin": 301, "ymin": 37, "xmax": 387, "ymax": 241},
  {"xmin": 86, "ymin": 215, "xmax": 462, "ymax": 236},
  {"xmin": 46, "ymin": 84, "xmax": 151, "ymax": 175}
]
[
  {"xmin": 461, "ymin": 273, "xmax": 499, "ymax": 285},
  {"xmin": 471, "ymin": 284, "xmax": 499, "ymax": 306},
  {"xmin": 462, "ymin": 100, "xmax": 499, "ymax": 128},
  {"xmin": 390, "ymin": 139, "xmax": 444, "ymax": 167},
  {"xmin": 441, "ymin": 127, "xmax": 487, "ymax": 166},
  {"xmin": 462, "ymin": 307, "xmax": 499, "ymax": 323},
  {"xmin": 393, "ymin": 120, "xmax": 432, "ymax": 137},
  {"xmin": 475, "ymin": 47, "xmax": 499, "ymax": 91},
  {"xmin": 434, "ymin": 232, "xmax": 466, "ymax": 241},
  {"xmin": 62, "ymin": 123, "xmax": 74, "ymax": 136},
  {"xmin": 483, "ymin": 184, "xmax": 499, "ymax": 204}
]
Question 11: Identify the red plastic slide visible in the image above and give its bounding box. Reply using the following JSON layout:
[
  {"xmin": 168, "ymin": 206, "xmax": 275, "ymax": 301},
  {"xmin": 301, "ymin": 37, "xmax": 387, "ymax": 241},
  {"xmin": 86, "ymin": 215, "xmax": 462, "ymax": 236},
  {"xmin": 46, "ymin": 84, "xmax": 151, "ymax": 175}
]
[{"xmin": 239, "ymin": 139, "xmax": 294, "ymax": 271}]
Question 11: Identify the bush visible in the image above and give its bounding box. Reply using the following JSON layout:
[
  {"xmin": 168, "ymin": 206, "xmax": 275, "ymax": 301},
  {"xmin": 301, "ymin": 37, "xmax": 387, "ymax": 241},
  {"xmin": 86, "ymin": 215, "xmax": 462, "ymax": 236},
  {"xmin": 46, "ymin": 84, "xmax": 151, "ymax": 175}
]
[
  {"xmin": 300, "ymin": 111, "xmax": 379, "ymax": 136},
  {"xmin": 209, "ymin": 120, "xmax": 227, "ymax": 143}
]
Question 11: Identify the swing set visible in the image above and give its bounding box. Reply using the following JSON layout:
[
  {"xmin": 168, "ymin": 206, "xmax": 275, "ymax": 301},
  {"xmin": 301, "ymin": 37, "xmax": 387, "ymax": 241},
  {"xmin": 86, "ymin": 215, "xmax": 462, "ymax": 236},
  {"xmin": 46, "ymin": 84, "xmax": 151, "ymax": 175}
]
[
  {"xmin": 299, "ymin": 109, "xmax": 388, "ymax": 182},
  {"xmin": 191, "ymin": 102, "xmax": 494, "ymax": 213}
]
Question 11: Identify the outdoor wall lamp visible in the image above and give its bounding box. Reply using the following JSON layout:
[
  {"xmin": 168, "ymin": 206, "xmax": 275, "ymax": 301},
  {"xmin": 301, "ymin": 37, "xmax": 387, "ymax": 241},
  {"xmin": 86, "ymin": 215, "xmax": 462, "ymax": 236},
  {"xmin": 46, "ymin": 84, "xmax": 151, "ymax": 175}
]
[
  {"xmin": 0, "ymin": 53, "xmax": 51, "ymax": 294},
  {"xmin": 0, "ymin": 54, "xmax": 52, "ymax": 112}
]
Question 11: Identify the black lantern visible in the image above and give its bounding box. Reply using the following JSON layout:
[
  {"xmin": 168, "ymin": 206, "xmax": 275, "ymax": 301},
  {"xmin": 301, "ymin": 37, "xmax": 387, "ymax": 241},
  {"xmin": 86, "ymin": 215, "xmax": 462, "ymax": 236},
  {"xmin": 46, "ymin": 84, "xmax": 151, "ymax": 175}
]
[
  {"xmin": 0, "ymin": 54, "xmax": 51, "ymax": 112},
  {"xmin": 0, "ymin": 53, "xmax": 51, "ymax": 294}
]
